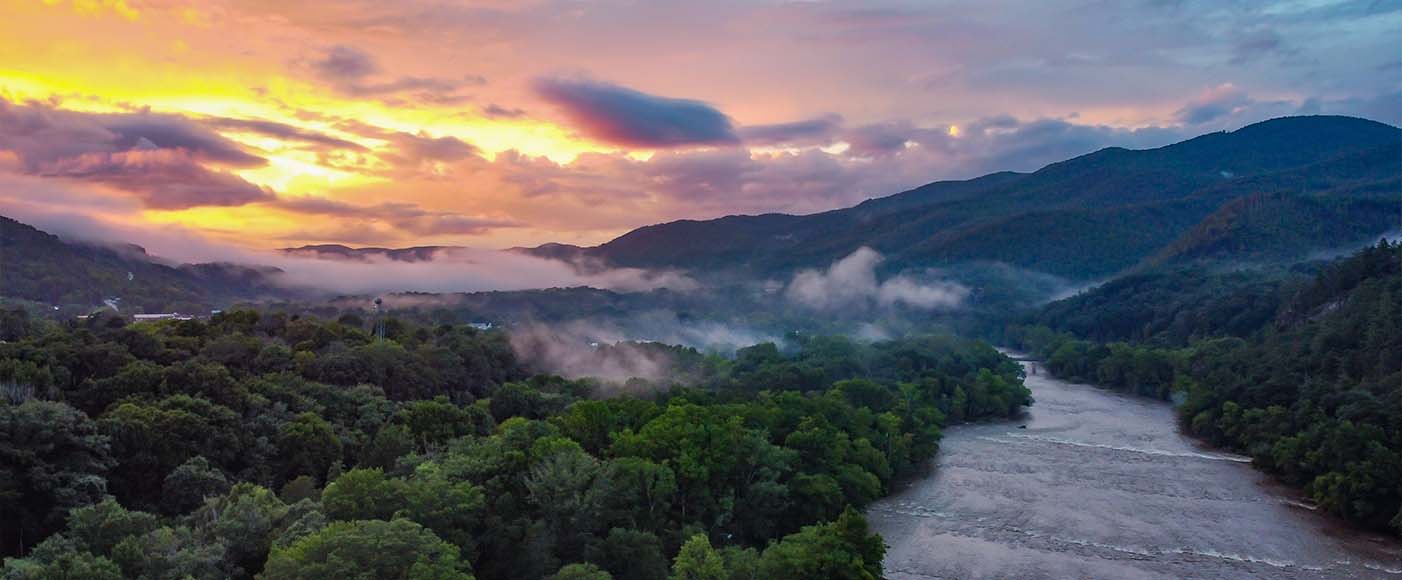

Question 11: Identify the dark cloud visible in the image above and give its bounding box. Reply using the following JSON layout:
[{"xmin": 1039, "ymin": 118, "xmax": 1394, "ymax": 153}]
[
  {"xmin": 391, "ymin": 132, "xmax": 479, "ymax": 162},
  {"xmin": 639, "ymin": 148, "xmax": 758, "ymax": 201},
  {"xmin": 0, "ymin": 98, "xmax": 273, "ymax": 209},
  {"xmin": 327, "ymin": 118, "xmax": 479, "ymax": 162},
  {"xmin": 483, "ymin": 104, "xmax": 527, "ymax": 119},
  {"xmin": 533, "ymin": 77, "xmax": 739, "ymax": 148},
  {"xmin": 100, "ymin": 117, "xmax": 264, "ymax": 167},
  {"xmin": 1230, "ymin": 28, "xmax": 1294, "ymax": 64},
  {"xmin": 207, "ymin": 117, "xmax": 369, "ymax": 152},
  {"xmin": 273, "ymin": 196, "xmax": 515, "ymax": 236},
  {"xmin": 0, "ymin": 98, "xmax": 263, "ymax": 170},
  {"xmin": 306, "ymin": 45, "xmax": 485, "ymax": 101},
  {"xmin": 342, "ymin": 75, "xmax": 482, "ymax": 98},
  {"xmin": 1175, "ymin": 84, "xmax": 1253, "ymax": 125},
  {"xmin": 312, "ymin": 45, "xmax": 381, "ymax": 80},
  {"xmin": 739, "ymin": 114, "xmax": 843, "ymax": 146},
  {"xmin": 840, "ymin": 121, "xmax": 948, "ymax": 158},
  {"xmin": 39, "ymin": 149, "xmax": 274, "ymax": 209}
]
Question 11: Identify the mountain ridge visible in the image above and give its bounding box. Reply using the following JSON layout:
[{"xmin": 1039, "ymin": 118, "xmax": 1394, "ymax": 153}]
[{"xmin": 523, "ymin": 115, "xmax": 1401, "ymax": 279}]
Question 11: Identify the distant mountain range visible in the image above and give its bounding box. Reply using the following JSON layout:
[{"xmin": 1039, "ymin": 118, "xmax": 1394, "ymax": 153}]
[
  {"xmin": 523, "ymin": 115, "xmax": 1401, "ymax": 280},
  {"xmin": 2, "ymin": 115, "xmax": 1398, "ymax": 312}
]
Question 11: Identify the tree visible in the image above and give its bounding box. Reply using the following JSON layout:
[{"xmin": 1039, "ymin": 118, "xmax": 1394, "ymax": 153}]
[
  {"xmin": 549, "ymin": 563, "xmax": 612, "ymax": 580},
  {"xmin": 187, "ymin": 483, "xmax": 289, "ymax": 576},
  {"xmin": 670, "ymin": 534, "xmax": 725, "ymax": 580},
  {"xmin": 756, "ymin": 508, "xmax": 884, "ymax": 580},
  {"xmin": 99, "ymin": 395, "xmax": 242, "ymax": 508},
  {"xmin": 0, "ymin": 400, "xmax": 113, "ymax": 556},
  {"xmin": 162, "ymin": 456, "xmax": 232, "ymax": 515},
  {"xmin": 259, "ymin": 519, "xmax": 473, "ymax": 580},
  {"xmin": 321, "ymin": 469, "xmax": 406, "ymax": 522},
  {"xmin": 63, "ymin": 497, "xmax": 158, "ymax": 556},
  {"xmin": 588, "ymin": 528, "xmax": 667, "ymax": 580},
  {"xmin": 279, "ymin": 476, "xmax": 320, "ymax": 505},
  {"xmin": 278, "ymin": 413, "xmax": 342, "ymax": 482},
  {"xmin": 396, "ymin": 397, "xmax": 491, "ymax": 450},
  {"xmin": 399, "ymin": 463, "xmax": 486, "ymax": 556},
  {"xmin": 525, "ymin": 449, "xmax": 608, "ymax": 561},
  {"xmin": 602, "ymin": 459, "xmax": 676, "ymax": 533},
  {"xmin": 0, "ymin": 547, "xmax": 123, "ymax": 580}
]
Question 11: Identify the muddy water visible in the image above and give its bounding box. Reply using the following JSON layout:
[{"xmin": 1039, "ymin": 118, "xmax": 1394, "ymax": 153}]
[{"xmin": 868, "ymin": 358, "xmax": 1402, "ymax": 579}]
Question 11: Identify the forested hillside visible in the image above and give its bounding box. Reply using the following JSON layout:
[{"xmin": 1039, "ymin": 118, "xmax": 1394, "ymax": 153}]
[
  {"xmin": 0, "ymin": 217, "xmax": 287, "ymax": 313},
  {"xmin": 530, "ymin": 116, "xmax": 1401, "ymax": 280},
  {"xmin": 1007, "ymin": 241, "xmax": 1402, "ymax": 533},
  {"xmin": 0, "ymin": 308, "xmax": 1027, "ymax": 579}
]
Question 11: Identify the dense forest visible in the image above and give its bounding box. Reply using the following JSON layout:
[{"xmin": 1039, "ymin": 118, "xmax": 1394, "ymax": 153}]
[
  {"xmin": 1005, "ymin": 241, "xmax": 1402, "ymax": 533},
  {"xmin": 0, "ymin": 307, "xmax": 1028, "ymax": 579}
]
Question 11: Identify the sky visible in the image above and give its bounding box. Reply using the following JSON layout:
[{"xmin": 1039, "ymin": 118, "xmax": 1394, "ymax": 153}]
[{"xmin": 1, "ymin": 0, "xmax": 1398, "ymax": 260}]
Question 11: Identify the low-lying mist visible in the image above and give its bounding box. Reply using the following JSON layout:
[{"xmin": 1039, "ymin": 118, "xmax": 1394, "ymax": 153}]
[
  {"xmin": 507, "ymin": 311, "xmax": 780, "ymax": 383},
  {"xmin": 266, "ymin": 247, "xmax": 697, "ymax": 295},
  {"xmin": 785, "ymin": 247, "xmax": 970, "ymax": 311}
]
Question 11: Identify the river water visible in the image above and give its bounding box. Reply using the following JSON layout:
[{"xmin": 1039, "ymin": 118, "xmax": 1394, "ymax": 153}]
[{"xmin": 868, "ymin": 357, "xmax": 1402, "ymax": 579}]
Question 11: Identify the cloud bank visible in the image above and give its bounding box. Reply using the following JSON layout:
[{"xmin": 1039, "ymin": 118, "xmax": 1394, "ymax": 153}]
[
  {"xmin": 786, "ymin": 247, "xmax": 969, "ymax": 311},
  {"xmin": 0, "ymin": 97, "xmax": 273, "ymax": 209}
]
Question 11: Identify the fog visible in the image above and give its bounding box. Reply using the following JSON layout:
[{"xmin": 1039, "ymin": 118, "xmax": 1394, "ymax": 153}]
[
  {"xmin": 786, "ymin": 247, "xmax": 969, "ymax": 311},
  {"xmin": 508, "ymin": 310, "xmax": 780, "ymax": 382},
  {"xmin": 509, "ymin": 323, "xmax": 677, "ymax": 383},
  {"xmin": 266, "ymin": 247, "xmax": 697, "ymax": 295},
  {"xmin": 3, "ymin": 202, "xmax": 697, "ymax": 296}
]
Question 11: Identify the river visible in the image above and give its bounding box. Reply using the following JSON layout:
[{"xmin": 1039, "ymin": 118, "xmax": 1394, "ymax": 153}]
[{"xmin": 868, "ymin": 357, "xmax": 1402, "ymax": 579}]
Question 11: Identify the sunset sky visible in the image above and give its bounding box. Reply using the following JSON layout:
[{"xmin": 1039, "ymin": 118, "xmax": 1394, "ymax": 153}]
[{"xmin": 1, "ymin": 0, "xmax": 1398, "ymax": 259}]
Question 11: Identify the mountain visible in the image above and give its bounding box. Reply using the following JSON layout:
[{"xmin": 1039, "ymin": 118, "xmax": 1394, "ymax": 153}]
[
  {"xmin": 526, "ymin": 116, "xmax": 1401, "ymax": 280},
  {"xmin": 4, "ymin": 116, "xmax": 1396, "ymax": 314},
  {"xmin": 1144, "ymin": 143, "xmax": 1401, "ymax": 268},
  {"xmin": 0, "ymin": 216, "xmax": 289, "ymax": 312}
]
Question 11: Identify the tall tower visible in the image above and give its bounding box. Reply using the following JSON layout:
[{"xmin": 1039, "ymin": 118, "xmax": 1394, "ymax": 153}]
[{"xmin": 373, "ymin": 297, "xmax": 387, "ymax": 339}]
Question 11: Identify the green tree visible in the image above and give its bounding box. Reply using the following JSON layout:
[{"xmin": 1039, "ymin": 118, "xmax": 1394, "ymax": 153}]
[
  {"xmin": 162, "ymin": 456, "xmax": 232, "ymax": 515},
  {"xmin": 670, "ymin": 534, "xmax": 725, "ymax": 580},
  {"xmin": 0, "ymin": 400, "xmax": 113, "ymax": 556},
  {"xmin": 278, "ymin": 412, "xmax": 342, "ymax": 481},
  {"xmin": 321, "ymin": 469, "xmax": 406, "ymax": 522},
  {"xmin": 259, "ymin": 519, "xmax": 473, "ymax": 580},
  {"xmin": 756, "ymin": 508, "xmax": 884, "ymax": 580},
  {"xmin": 549, "ymin": 563, "xmax": 612, "ymax": 580}
]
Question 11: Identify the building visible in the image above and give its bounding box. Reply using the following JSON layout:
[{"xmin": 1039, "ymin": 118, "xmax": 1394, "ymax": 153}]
[{"xmin": 132, "ymin": 313, "xmax": 196, "ymax": 321}]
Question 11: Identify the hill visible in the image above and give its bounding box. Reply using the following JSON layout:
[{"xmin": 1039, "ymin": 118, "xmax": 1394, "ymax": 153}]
[
  {"xmin": 0, "ymin": 216, "xmax": 288, "ymax": 312},
  {"xmin": 527, "ymin": 116, "xmax": 1401, "ymax": 280}
]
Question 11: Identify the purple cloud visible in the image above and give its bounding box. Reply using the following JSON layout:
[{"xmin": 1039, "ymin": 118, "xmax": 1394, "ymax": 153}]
[
  {"xmin": 207, "ymin": 117, "xmax": 369, "ymax": 152},
  {"xmin": 312, "ymin": 45, "xmax": 380, "ymax": 80},
  {"xmin": 739, "ymin": 114, "xmax": 844, "ymax": 146},
  {"xmin": 0, "ymin": 98, "xmax": 272, "ymax": 209},
  {"xmin": 533, "ymin": 77, "xmax": 739, "ymax": 148},
  {"xmin": 306, "ymin": 45, "xmax": 485, "ymax": 100}
]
